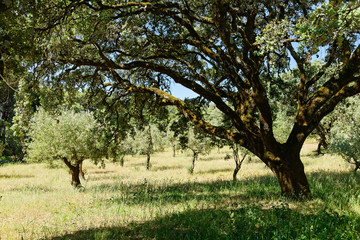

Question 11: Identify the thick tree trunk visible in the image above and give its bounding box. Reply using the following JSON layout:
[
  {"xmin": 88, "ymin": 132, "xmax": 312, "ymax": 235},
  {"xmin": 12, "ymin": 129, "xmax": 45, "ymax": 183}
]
[
  {"xmin": 71, "ymin": 164, "xmax": 81, "ymax": 188},
  {"xmin": 62, "ymin": 157, "xmax": 82, "ymax": 188},
  {"xmin": 146, "ymin": 152, "xmax": 151, "ymax": 170},
  {"xmin": 267, "ymin": 151, "xmax": 311, "ymax": 199}
]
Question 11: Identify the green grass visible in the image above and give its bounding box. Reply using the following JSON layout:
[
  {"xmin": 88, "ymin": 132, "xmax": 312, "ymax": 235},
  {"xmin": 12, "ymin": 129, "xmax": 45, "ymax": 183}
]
[{"xmin": 1, "ymin": 141, "xmax": 360, "ymax": 239}]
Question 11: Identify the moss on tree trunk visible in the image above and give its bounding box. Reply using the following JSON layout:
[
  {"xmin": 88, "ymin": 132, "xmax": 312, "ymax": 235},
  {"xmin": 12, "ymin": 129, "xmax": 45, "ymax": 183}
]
[{"xmin": 267, "ymin": 151, "xmax": 311, "ymax": 200}]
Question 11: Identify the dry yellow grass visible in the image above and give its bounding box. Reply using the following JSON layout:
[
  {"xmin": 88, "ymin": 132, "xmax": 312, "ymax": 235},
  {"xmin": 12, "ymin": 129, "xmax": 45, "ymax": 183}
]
[{"xmin": 0, "ymin": 141, "xmax": 356, "ymax": 239}]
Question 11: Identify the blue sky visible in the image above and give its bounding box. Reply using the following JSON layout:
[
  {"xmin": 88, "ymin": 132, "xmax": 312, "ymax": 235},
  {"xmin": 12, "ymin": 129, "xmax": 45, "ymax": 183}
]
[{"xmin": 170, "ymin": 82, "xmax": 198, "ymax": 99}]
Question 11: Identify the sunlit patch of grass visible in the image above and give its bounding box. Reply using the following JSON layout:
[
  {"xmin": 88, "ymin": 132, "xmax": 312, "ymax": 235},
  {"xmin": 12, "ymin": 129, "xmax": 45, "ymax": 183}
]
[{"xmin": 0, "ymin": 142, "xmax": 359, "ymax": 239}]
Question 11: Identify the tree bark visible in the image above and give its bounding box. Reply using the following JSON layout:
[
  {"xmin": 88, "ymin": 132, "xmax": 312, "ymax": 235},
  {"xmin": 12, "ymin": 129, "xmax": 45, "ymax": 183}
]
[
  {"xmin": 79, "ymin": 161, "xmax": 86, "ymax": 180},
  {"xmin": 71, "ymin": 164, "xmax": 81, "ymax": 188},
  {"xmin": 233, "ymin": 145, "xmax": 247, "ymax": 182},
  {"xmin": 172, "ymin": 145, "xmax": 176, "ymax": 157},
  {"xmin": 190, "ymin": 151, "xmax": 198, "ymax": 174},
  {"xmin": 266, "ymin": 150, "xmax": 311, "ymax": 199},
  {"xmin": 120, "ymin": 155, "xmax": 124, "ymax": 167},
  {"xmin": 146, "ymin": 152, "xmax": 151, "ymax": 170},
  {"xmin": 62, "ymin": 157, "xmax": 82, "ymax": 188},
  {"xmin": 316, "ymin": 126, "xmax": 329, "ymax": 155}
]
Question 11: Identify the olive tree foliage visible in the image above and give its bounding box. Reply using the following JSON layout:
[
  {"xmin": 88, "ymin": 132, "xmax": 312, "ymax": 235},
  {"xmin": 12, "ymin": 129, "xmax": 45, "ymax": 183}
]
[
  {"xmin": 26, "ymin": 108, "xmax": 99, "ymax": 187},
  {"xmin": 184, "ymin": 123, "xmax": 213, "ymax": 174},
  {"xmin": 20, "ymin": 0, "xmax": 360, "ymax": 198},
  {"xmin": 128, "ymin": 124, "xmax": 166, "ymax": 170},
  {"xmin": 172, "ymin": 116, "xmax": 213, "ymax": 174},
  {"xmin": 328, "ymin": 96, "xmax": 360, "ymax": 171},
  {"xmin": 166, "ymin": 126, "xmax": 179, "ymax": 157}
]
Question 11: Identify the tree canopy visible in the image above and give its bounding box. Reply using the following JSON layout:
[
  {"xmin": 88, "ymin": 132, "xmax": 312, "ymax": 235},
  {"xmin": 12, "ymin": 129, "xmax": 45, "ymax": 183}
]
[
  {"xmin": 7, "ymin": 0, "xmax": 360, "ymax": 198},
  {"xmin": 27, "ymin": 108, "xmax": 99, "ymax": 187}
]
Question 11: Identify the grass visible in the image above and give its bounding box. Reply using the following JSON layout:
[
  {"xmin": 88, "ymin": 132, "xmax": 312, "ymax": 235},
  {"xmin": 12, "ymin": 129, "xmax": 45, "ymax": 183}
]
[{"xmin": 1, "ymin": 140, "xmax": 360, "ymax": 239}]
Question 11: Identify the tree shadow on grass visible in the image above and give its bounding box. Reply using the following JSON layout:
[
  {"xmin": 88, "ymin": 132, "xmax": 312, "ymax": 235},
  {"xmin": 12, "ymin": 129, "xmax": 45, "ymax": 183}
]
[
  {"xmin": 0, "ymin": 174, "xmax": 34, "ymax": 179},
  {"xmin": 51, "ymin": 200, "xmax": 360, "ymax": 240},
  {"xmin": 52, "ymin": 171, "xmax": 360, "ymax": 239},
  {"xmin": 197, "ymin": 167, "xmax": 234, "ymax": 174},
  {"xmin": 151, "ymin": 165, "xmax": 184, "ymax": 171},
  {"xmin": 6, "ymin": 185, "xmax": 54, "ymax": 193}
]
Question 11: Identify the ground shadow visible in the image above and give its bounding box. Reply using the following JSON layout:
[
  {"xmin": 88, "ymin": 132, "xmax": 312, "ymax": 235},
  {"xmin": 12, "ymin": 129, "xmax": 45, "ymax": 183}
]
[
  {"xmin": 89, "ymin": 170, "xmax": 117, "ymax": 174},
  {"xmin": 151, "ymin": 165, "xmax": 184, "ymax": 171},
  {"xmin": 0, "ymin": 174, "xmax": 34, "ymax": 179},
  {"xmin": 52, "ymin": 170, "xmax": 360, "ymax": 239},
  {"xmin": 6, "ymin": 185, "xmax": 54, "ymax": 193},
  {"xmin": 51, "ymin": 199, "xmax": 360, "ymax": 240},
  {"xmin": 197, "ymin": 167, "xmax": 234, "ymax": 174}
]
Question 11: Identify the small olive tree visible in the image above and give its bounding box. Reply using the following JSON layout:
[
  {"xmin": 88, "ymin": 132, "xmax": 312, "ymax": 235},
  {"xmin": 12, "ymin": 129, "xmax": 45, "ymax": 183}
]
[
  {"xmin": 329, "ymin": 96, "xmax": 360, "ymax": 171},
  {"xmin": 177, "ymin": 123, "xmax": 212, "ymax": 174},
  {"xmin": 129, "ymin": 124, "xmax": 166, "ymax": 170},
  {"xmin": 26, "ymin": 108, "xmax": 98, "ymax": 187}
]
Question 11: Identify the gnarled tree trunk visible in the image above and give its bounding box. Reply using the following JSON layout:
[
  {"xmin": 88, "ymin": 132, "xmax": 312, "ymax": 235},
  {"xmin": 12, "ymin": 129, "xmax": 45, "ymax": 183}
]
[
  {"xmin": 71, "ymin": 164, "xmax": 81, "ymax": 187},
  {"xmin": 63, "ymin": 157, "xmax": 82, "ymax": 188},
  {"xmin": 233, "ymin": 144, "xmax": 247, "ymax": 182},
  {"xmin": 266, "ymin": 150, "xmax": 311, "ymax": 199},
  {"xmin": 316, "ymin": 126, "xmax": 329, "ymax": 155}
]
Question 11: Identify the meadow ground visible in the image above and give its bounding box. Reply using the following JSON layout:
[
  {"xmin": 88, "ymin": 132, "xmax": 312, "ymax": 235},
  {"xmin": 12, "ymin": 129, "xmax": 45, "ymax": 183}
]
[{"xmin": 1, "ymin": 140, "xmax": 360, "ymax": 239}]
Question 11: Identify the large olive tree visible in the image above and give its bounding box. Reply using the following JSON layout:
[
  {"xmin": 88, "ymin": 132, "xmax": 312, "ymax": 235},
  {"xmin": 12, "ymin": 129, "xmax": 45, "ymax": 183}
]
[{"xmin": 22, "ymin": 0, "xmax": 360, "ymax": 198}]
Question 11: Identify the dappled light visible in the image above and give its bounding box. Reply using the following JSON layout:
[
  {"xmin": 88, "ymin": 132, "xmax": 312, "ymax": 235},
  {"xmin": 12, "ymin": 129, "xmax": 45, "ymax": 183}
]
[
  {"xmin": 1, "ymin": 0, "xmax": 360, "ymax": 239},
  {"xmin": 1, "ymin": 143, "xmax": 360, "ymax": 239}
]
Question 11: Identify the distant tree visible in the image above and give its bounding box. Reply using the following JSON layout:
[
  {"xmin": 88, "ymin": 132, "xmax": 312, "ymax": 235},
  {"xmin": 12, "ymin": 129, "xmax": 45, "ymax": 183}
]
[
  {"xmin": 231, "ymin": 143, "xmax": 249, "ymax": 182},
  {"xmin": 166, "ymin": 127, "xmax": 179, "ymax": 158},
  {"xmin": 177, "ymin": 122, "xmax": 213, "ymax": 174},
  {"xmin": 204, "ymin": 104, "xmax": 228, "ymax": 153},
  {"xmin": 130, "ymin": 124, "xmax": 166, "ymax": 170},
  {"xmin": 329, "ymin": 96, "xmax": 360, "ymax": 171},
  {"xmin": 26, "ymin": 109, "xmax": 99, "ymax": 187}
]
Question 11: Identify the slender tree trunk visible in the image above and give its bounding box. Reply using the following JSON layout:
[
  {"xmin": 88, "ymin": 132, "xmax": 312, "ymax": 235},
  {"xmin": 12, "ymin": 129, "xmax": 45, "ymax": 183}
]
[
  {"xmin": 316, "ymin": 125, "xmax": 329, "ymax": 155},
  {"xmin": 146, "ymin": 127, "xmax": 153, "ymax": 170},
  {"xmin": 190, "ymin": 151, "xmax": 198, "ymax": 174},
  {"xmin": 146, "ymin": 152, "xmax": 151, "ymax": 170},
  {"xmin": 79, "ymin": 161, "xmax": 86, "ymax": 180},
  {"xmin": 233, "ymin": 144, "xmax": 247, "ymax": 182},
  {"xmin": 233, "ymin": 164, "xmax": 241, "ymax": 182},
  {"xmin": 120, "ymin": 155, "xmax": 124, "ymax": 167},
  {"xmin": 172, "ymin": 145, "xmax": 176, "ymax": 157},
  {"xmin": 266, "ymin": 150, "xmax": 311, "ymax": 199},
  {"xmin": 354, "ymin": 163, "xmax": 359, "ymax": 172}
]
